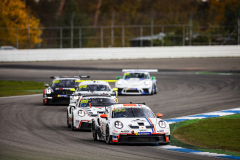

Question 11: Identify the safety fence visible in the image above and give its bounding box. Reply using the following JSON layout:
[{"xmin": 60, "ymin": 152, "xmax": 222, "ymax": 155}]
[{"xmin": 0, "ymin": 24, "xmax": 240, "ymax": 49}]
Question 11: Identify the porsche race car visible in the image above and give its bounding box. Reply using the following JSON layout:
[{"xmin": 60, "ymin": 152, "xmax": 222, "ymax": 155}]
[
  {"xmin": 70, "ymin": 80, "xmax": 118, "ymax": 104},
  {"xmin": 43, "ymin": 76, "xmax": 89, "ymax": 105},
  {"xmin": 67, "ymin": 94, "xmax": 117, "ymax": 130},
  {"xmin": 115, "ymin": 69, "xmax": 158, "ymax": 95},
  {"xmin": 91, "ymin": 103, "xmax": 170, "ymax": 144}
]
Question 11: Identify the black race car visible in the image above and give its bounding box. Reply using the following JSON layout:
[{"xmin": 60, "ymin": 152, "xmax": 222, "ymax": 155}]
[{"xmin": 43, "ymin": 76, "xmax": 89, "ymax": 105}]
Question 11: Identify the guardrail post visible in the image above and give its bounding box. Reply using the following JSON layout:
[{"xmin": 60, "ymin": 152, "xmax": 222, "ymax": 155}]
[
  {"xmin": 79, "ymin": 28, "xmax": 82, "ymax": 48},
  {"xmin": 162, "ymin": 26, "xmax": 164, "ymax": 46},
  {"xmin": 140, "ymin": 26, "xmax": 143, "ymax": 47},
  {"xmin": 101, "ymin": 27, "xmax": 103, "ymax": 47},
  {"xmin": 60, "ymin": 27, "xmax": 62, "ymax": 48},
  {"xmin": 38, "ymin": 29, "xmax": 41, "ymax": 48},
  {"xmin": 151, "ymin": 16, "xmax": 154, "ymax": 47},
  {"xmin": 209, "ymin": 33, "xmax": 211, "ymax": 46},
  {"xmin": 111, "ymin": 11, "xmax": 115, "ymax": 47},
  {"xmin": 16, "ymin": 28, "xmax": 18, "ymax": 49},
  {"xmin": 238, "ymin": 12, "xmax": 240, "ymax": 45},
  {"xmin": 182, "ymin": 25, "xmax": 185, "ymax": 46},
  {"xmin": 122, "ymin": 26, "xmax": 125, "ymax": 47}
]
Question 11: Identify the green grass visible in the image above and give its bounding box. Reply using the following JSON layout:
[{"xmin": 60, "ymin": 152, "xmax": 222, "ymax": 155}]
[
  {"xmin": 0, "ymin": 80, "xmax": 47, "ymax": 97},
  {"xmin": 170, "ymin": 114, "xmax": 240, "ymax": 156}
]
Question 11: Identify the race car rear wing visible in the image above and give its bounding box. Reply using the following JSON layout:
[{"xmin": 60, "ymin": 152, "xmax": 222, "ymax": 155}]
[
  {"xmin": 122, "ymin": 69, "xmax": 158, "ymax": 72},
  {"xmin": 78, "ymin": 80, "xmax": 117, "ymax": 82},
  {"xmin": 50, "ymin": 76, "xmax": 90, "ymax": 79}
]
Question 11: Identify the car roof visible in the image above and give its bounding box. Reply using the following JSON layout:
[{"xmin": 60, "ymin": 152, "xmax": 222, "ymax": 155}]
[{"xmin": 109, "ymin": 104, "xmax": 150, "ymax": 109}]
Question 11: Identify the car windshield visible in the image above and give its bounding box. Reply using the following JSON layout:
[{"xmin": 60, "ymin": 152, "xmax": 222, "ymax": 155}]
[
  {"xmin": 123, "ymin": 73, "xmax": 149, "ymax": 79},
  {"xmin": 79, "ymin": 98, "xmax": 116, "ymax": 107},
  {"xmin": 112, "ymin": 107, "xmax": 155, "ymax": 118},
  {"xmin": 51, "ymin": 79, "xmax": 80, "ymax": 88},
  {"xmin": 78, "ymin": 84, "xmax": 110, "ymax": 91}
]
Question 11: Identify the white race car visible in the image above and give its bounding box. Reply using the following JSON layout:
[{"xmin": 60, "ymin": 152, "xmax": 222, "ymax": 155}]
[
  {"xmin": 115, "ymin": 69, "xmax": 158, "ymax": 95},
  {"xmin": 70, "ymin": 80, "xmax": 118, "ymax": 104},
  {"xmin": 91, "ymin": 103, "xmax": 170, "ymax": 144},
  {"xmin": 67, "ymin": 94, "xmax": 117, "ymax": 131}
]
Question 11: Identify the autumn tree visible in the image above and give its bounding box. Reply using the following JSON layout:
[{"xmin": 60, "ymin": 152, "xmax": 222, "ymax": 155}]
[{"xmin": 0, "ymin": 0, "xmax": 42, "ymax": 49}]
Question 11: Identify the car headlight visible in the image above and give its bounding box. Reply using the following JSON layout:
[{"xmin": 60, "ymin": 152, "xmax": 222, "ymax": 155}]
[
  {"xmin": 78, "ymin": 110, "xmax": 85, "ymax": 117},
  {"xmin": 114, "ymin": 121, "xmax": 123, "ymax": 129},
  {"xmin": 117, "ymin": 81, "xmax": 122, "ymax": 85},
  {"xmin": 159, "ymin": 120, "xmax": 166, "ymax": 128},
  {"xmin": 74, "ymin": 96, "xmax": 79, "ymax": 99},
  {"xmin": 46, "ymin": 88, "xmax": 53, "ymax": 94},
  {"xmin": 144, "ymin": 81, "xmax": 150, "ymax": 85}
]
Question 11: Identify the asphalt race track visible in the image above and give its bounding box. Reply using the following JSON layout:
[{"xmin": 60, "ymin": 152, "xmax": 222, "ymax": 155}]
[{"xmin": 0, "ymin": 58, "xmax": 240, "ymax": 160}]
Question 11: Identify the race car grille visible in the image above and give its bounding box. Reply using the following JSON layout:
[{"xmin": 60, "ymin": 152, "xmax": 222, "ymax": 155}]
[
  {"xmin": 146, "ymin": 126, "xmax": 154, "ymax": 129},
  {"xmin": 143, "ymin": 88, "xmax": 149, "ymax": 93},
  {"xmin": 129, "ymin": 126, "xmax": 139, "ymax": 129},
  {"xmin": 81, "ymin": 122, "xmax": 91, "ymax": 129},
  {"xmin": 126, "ymin": 90, "xmax": 139, "ymax": 93},
  {"xmin": 127, "ymin": 137, "xmax": 159, "ymax": 142},
  {"xmin": 118, "ymin": 135, "xmax": 166, "ymax": 143}
]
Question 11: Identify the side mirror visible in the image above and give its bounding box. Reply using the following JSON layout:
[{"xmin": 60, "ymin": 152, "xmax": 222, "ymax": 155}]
[
  {"xmin": 100, "ymin": 114, "xmax": 107, "ymax": 119},
  {"xmin": 112, "ymin": 88, "xmax": 118, "ymax": 91},
  {"xmin": 152, "ymin": 77, "xmax": 156, "ymax": 80},
  {"xmin": 89, "ymin": 103, "xmax": 91, "ymax": 108},
  {"xmin": 117, "ymin": 76, "xmax": 120, "ymax": 80},
  {"xmin": 157, "ymin": 113, "xmax": 163, "ymax": 118},
  {"xmin": 44, "ymin": 84, "xmax": 49, "ymax": 87}
]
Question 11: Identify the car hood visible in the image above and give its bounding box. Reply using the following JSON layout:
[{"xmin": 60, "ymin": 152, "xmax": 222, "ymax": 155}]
[
  {"xmin": 82, "ymin": 107, "xmax": 106, "ymax": 117},
  {"xmin": 113, "ymin": 117, "xmax": 157, "ymax": 126}
]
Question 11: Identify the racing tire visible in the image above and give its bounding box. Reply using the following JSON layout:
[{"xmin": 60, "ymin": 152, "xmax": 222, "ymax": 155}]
[
  {"xmin": 154, "ymin": 84, "xmax": 157, "ymax": 94},
  {"xmin": 151, "ymin": 86, "xmax": 154, "ymax": 95},
  {"xmin": 67, "ymin": 112, "xmax": 71, "ymax": 128},
  {"xmin": 92, "ymin": 122, "xmax": 97, "ymax": 141},
  {"xmin": 105, "ymin": 125, "xmax": 112, "ymax": 144},
  {"xmin": 71, "ymin": 115, "xmax": 75, "ymax": 131}
]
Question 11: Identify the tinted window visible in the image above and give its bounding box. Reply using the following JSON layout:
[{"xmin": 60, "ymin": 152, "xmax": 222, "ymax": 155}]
[
  {"xmin": 123, "ymin": 73, "xmax": 149, "ymax": 79},
  {"xmin": 79, "ymin": 98, "xmax": 116, "ymax": 107},
  {"xmin": 78, "ymin": 84, "xmax": 110, "ymax": 91},
  {"xmin": 112, "ymin": 108, "xmax": 155, "ymax": 118},
  {"xmin": 51, "ymin": 80, "xmax": 80, "ymax": 88}
]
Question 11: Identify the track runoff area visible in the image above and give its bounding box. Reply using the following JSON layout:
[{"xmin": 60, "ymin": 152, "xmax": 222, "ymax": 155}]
[{"xmin": 153, "ymin": 108, "xmax": 240, "ymax": 159}]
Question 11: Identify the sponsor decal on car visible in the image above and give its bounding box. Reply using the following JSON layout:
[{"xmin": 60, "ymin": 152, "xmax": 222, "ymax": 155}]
[
  {"xmin": 58, "ymin": 95, "xmax": 68, "ymax": 97},
  {"xmin": 136, "ymin": 132, "xmax": 151, "ymax": 135},
  {"xmin": 127, "ymin": 88, "xmax": 137, "ymax": 90}
]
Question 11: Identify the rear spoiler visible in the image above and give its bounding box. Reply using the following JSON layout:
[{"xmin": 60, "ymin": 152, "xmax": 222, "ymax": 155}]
[
  {"xmin": 80, "ymin": 76, "xmax": 90, "ymax": 78},
  {"xmin": 50, "ymin": 76, "xmax": 90, "ymax": 79},
  {"xmin": 78, "ymin": 80, "xmax": 117, "ymax": 82},
  {"xmin": 122, "ymin": 69, "xmax": 158, "ymax": 72}
]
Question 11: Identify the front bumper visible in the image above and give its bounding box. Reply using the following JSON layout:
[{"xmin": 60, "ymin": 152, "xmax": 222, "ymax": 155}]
[
  {"xmin": 75, "ymin": 119, "xmax": 93, "ymax": 130},
  {"xmin": 112, "ymin": 133, "xmax": 170, "ymax": 144},
  {"xmin": 117, "ymin": 88, "xmax": 151, "ymax": 95},
  {"xmin": 43, "ymin": 94, "xmax": 70, "ymax": 104}
]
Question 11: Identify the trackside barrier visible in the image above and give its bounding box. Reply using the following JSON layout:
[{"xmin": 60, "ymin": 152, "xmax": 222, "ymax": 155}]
[{"xmin": 0, "ymin": 46, "xmax": 240, "ymax": 62}]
